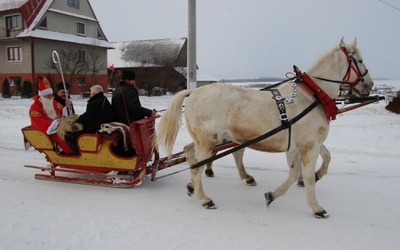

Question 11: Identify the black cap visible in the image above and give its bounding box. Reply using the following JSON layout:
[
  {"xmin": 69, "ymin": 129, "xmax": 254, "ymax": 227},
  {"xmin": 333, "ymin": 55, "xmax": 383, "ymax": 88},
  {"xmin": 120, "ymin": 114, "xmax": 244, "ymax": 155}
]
[
  {"xmin": 122, "ymin": 70, "xmax": 135, "ymax": 81},
  {"xmin": 55, "ymin": 82, "xmax": 70, "ymax": 91}
]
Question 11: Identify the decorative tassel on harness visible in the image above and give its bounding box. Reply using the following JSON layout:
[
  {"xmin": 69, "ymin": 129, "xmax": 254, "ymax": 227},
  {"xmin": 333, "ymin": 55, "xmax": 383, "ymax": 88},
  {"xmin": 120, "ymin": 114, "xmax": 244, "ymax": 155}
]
[{"xmin": 294, "ymin": 66, "xmax": 338, "ymax": 122}]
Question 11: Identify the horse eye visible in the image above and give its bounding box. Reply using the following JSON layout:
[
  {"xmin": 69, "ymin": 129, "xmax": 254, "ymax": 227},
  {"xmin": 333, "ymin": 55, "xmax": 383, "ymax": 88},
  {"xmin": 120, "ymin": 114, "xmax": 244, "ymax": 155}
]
[{"xmin": 358, "ymin": 60, "xmax": 363, "ymax": 64}]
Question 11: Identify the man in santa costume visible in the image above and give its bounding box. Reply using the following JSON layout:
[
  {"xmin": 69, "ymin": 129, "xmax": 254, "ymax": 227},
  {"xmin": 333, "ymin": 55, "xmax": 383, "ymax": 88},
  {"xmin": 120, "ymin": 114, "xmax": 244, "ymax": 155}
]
[{"xmin": 29, "ymin": 77, "xmax": 73, "ymax": 154}]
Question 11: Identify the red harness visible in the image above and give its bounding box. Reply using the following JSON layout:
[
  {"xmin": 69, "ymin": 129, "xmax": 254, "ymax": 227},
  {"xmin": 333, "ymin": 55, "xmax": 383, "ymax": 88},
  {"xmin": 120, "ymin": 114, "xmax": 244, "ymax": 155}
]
[
  {"xmin": 295, "ymin": 68, "xmax": 338, "ymax": 122},
  {"xmin": 340, "ymin": 47, "xmax": 363, "ymax": 89}
]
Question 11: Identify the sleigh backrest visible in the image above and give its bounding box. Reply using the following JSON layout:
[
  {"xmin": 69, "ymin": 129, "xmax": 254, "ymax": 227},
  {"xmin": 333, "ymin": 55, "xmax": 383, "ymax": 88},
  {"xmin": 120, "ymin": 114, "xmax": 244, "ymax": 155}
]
[
  {"xmin": 130, "ymin": 118, "xmax": 156, "ymax": 163},
  {"xmin": 22, "ymin": 126, "xmax": 53, "ymax": 151}
]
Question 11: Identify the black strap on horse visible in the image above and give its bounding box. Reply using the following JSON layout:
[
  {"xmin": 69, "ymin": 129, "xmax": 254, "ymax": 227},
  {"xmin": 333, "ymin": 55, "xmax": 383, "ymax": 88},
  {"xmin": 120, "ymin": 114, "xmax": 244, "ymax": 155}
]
[
  {"xmin": 264, "ymin": 88, "xmax": 292, "ymax": 151},
  {"xmin": 259, "ymin": 76, "xmax": 296, "ymax": 91},
  {"xmin": 190, "ymin": 98, "xmax": 321, "ymax": 169}
]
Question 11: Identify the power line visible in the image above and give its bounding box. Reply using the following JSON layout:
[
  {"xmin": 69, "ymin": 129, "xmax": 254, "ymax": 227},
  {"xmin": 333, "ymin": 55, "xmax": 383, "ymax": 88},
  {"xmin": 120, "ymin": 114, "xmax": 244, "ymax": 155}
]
[{"xmin": 379, "ymin": 0, "xmax": 400, "ymax": 11}]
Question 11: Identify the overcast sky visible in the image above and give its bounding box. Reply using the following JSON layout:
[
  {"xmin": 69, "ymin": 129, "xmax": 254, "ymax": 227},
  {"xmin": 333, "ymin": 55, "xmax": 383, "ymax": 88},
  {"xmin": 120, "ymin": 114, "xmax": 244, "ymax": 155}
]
[{"xmin": 90, "ymin": 0, "xmax": 400, "ymax": 80}]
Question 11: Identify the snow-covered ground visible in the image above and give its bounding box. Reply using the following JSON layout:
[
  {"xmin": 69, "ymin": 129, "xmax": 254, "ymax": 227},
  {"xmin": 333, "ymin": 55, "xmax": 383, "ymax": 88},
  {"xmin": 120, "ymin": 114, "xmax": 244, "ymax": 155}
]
[{"xmin": 0, "ymin": 81, "xmax": 399, "ymax": 249}]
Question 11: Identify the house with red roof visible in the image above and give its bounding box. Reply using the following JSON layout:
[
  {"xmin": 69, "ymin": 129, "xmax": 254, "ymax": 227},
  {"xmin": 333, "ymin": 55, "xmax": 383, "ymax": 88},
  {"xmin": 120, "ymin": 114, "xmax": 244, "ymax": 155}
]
[{"xmin": 0, "ymin": 0, "xmax": 113, "ymax": 96}]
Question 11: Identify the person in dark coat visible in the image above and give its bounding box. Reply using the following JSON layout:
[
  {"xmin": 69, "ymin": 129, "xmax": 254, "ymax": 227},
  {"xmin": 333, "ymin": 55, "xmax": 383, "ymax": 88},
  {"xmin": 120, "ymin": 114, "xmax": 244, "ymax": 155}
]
[
  {"xmin": 112, "ymin": 70, "xmax": 157, "ymax": 125},
  {"xmin": 54, "ymin": 82, "xmax": 75, "ymax": 116},
  {"xmin": 65, "ymin": 85, "xmax": 114, "ymax": 154}
]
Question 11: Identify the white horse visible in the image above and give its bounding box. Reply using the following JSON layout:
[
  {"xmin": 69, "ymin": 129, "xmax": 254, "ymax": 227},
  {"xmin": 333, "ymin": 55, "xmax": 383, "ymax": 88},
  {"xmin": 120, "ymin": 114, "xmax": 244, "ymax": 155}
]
[{"xmin": 156, "ymin": 38, "xmax": 373, "ymax": 218}]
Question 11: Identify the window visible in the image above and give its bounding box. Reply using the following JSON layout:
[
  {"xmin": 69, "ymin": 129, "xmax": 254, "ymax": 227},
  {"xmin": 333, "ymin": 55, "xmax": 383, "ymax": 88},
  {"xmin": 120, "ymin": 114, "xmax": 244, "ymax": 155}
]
[
  {"xmin": 77, "ymin": 22, "xmax": 85, "ymax": 35},
  {"xmin": 78, "ymin": 77, "xmax": 86, "ymax": 86},
  {"xmin": 77, "ymin": 50, "xmax": 86, "ymax": 63},
  {"xmin": 38, "ymin": 17, "xmax": 47, "ymax": 29},
  {"xmin": 7, "ymin": 46, "xmax": 23, "ymax": 62},
  {"xmin": 6, "ymin": 15, "xmax": 21, "ymax": 30},
  {"xmin": 97, "ymin": 28, "xmax": 105, "ymax": 39},
  {"xmin": 68, "ymin": 0, "xmax": 80, "ymax": 8},
  {"xmin": 10, "ymin": 77, "xmax": 22, "ymax": 95}
]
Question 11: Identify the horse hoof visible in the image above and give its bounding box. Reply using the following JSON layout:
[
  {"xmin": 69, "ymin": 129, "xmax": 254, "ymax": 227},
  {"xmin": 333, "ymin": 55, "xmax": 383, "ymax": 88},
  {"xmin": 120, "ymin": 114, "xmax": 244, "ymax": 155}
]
[
  {"xmin": 297, "ymin": 180, "xmax": 304, "ymax": 187},
  {"xmin": 202, "ymin": 200, "xmax": 216, "ymax": 209},
  {"xmin": 205, "ymin": 169, "xmax": 214, "ymax": 177},
  {"xmin": 246, "ymin": 177, "xmax": 257, "ymax": 186},
  {"xmin": 314, "ymin": 210, "xmax": 329, "ymax": 219},
  {"xmin": 186, "ymin": 183, "xmax": 194, "ymax": 197},
  {"xmin": 264, "ymin": 192, "xmax": 274, "ymax": 206}
]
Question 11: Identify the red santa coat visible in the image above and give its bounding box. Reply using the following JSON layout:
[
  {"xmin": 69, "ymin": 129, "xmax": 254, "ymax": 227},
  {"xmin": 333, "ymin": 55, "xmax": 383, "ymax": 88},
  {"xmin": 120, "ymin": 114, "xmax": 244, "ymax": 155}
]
[{"xmin": 29, "ymin": 95, "xmax": 73, "ymax": 154}]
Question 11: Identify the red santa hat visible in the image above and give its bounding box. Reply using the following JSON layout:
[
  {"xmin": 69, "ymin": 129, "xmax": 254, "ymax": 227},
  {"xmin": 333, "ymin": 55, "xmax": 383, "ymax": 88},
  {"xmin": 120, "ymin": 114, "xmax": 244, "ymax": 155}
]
[{"xmin": 38, "ymin": 77, "xmax": 53, "ymax": 96}]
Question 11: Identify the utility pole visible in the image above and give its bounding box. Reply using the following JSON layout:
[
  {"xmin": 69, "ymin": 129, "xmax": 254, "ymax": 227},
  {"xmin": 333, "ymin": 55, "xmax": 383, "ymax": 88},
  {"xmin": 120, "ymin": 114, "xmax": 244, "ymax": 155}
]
[{"xmin": 187, "ymin": 0, "xmax": 197, "ymax": 89}]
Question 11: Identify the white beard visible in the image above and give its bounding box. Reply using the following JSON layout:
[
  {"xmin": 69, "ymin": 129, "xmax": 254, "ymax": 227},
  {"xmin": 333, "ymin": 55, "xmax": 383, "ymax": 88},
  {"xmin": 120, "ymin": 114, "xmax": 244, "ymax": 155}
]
[{"xmin": 41, "ymin": 97, "xmax": 58, "ymax": 120}]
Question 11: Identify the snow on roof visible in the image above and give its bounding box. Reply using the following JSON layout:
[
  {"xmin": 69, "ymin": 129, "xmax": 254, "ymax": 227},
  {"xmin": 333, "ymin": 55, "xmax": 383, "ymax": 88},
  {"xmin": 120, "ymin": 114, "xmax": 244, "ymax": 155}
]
[
  {"xmin": 0, "ymin": 0, "xmax": 28, "ymax": 11},
  {"xmin": 18, "ymin": 29, "xmax": 114, "ymax": 48},
  {"xmin": 108, "ymin": 38, "xmax": 186, "ymax": 68},
  {"xmin": 47, "ymin": 8, "xmax": 97, "ymax": 22},
  {"xmin": 1, "ymin": 0, "xmax": 111, "ymax": 48},
  {"xmin": 109, "ymin": 37, "xmax": 218, "ymax": 82}
]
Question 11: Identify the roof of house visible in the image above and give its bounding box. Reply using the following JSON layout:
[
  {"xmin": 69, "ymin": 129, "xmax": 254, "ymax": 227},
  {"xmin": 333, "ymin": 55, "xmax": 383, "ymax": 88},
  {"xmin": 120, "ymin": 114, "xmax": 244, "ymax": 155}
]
[
  {"xmin": 0, "ymin": 0, "xmax": 113, "ymax": 48},
  {"xmin": 109, "ymin": 37, "xmax": 218, "ymax": 82},
  {"xmin": 108, "ymin": 38, "xmax": 187, "ymax": 68},
  {"xmin": 0, "ymin": 0, "xmax": 28, "ymax": 11}
]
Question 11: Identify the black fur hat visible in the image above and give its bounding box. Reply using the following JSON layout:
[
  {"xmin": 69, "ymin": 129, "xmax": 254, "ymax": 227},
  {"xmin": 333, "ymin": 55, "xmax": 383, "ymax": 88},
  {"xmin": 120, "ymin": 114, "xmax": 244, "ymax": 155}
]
[
  {"xmin": 122, "ymin": 70, "xmax": 136, "ymax": 81},
  {"xmin": 55, "ymin": 82, "xmax": 70, "ymax": 91}
]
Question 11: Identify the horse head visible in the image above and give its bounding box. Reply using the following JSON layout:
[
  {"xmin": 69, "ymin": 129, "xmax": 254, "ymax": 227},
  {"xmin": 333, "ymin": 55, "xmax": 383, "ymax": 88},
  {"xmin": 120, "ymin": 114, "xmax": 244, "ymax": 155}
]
[{"xmin": 338, "ymin": 38, "xmax": 374, "ymax": 97}]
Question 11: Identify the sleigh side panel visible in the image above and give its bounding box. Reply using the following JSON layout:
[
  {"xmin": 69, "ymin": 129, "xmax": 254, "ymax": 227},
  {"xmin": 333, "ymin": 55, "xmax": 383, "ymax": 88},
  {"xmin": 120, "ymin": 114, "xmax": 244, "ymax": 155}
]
[{"xmin": 22, "ymin": 126, "xmax": 139, "ymax": 172}]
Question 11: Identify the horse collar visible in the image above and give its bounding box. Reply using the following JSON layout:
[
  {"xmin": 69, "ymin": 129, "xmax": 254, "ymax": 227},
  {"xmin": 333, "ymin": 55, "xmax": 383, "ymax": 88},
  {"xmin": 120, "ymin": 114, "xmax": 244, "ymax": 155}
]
[{"xmin": 294, "ymin": 66, "xmax": 338, "ymax": 122}]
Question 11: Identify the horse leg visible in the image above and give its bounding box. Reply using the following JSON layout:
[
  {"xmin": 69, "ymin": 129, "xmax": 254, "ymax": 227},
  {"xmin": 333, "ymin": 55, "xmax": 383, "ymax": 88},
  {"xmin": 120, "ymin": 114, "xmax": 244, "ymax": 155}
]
[
  {"xmin": 315, "ymin": 144, "xmax": 331, "ymax": 182},
  {"xmin": 185, "ymin": 142, "xmax": 216, "ymax": 178},
  {"xmin": 232, "ymin": 148, "xmax": 256, "ymax": 186},
  {"xmin": 265, "ymin": 149, "xmax": 300, "ymax": 205},
  {"xmin": 299, "ymin": 147, "xmax": 328, "ymax": 218},
  {"xmin": 297, "ymin": 144, "xmax": 331, "ymax": 186},
  {"xmin": 205, "ymin": 158, "xmax": 215, "ymax": 177},
  {"xmin": 185, "ymin": 143, "xmax": 216, "ymax": 209},
  {"xmin": 296, "ymin": 152, "xmax": 304, "ymax": 187}
]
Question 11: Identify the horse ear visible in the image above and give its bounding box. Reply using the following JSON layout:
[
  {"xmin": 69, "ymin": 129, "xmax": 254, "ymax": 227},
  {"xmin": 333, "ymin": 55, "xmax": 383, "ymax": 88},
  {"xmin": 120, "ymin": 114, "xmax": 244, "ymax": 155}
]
[
  {"xmin": 339, "ymin": 37, "xmax": 345, "ymax": 47},
  {"xmin": 352, "ymin": 37, "xmax": 357, "ymax": 47}
]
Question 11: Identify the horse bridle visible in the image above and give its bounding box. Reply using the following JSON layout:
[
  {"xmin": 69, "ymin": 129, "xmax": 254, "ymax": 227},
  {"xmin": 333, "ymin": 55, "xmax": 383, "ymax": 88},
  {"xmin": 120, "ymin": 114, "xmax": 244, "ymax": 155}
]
[
  {"xmin": 311, "ymin": 47, "xmax": 369, "ymax": 92},
  {"xmin": 339, "ymin": 47, "xmax": 369, "ymax": 89}
]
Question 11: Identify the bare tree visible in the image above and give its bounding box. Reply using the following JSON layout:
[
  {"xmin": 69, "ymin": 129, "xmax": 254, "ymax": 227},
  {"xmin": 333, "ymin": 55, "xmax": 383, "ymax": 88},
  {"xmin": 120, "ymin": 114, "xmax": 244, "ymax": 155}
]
[
  {"xmin": 46, "ymin": 41, "xmax": 106, "ymax": 88},
  {"xmin": 46, "ymin": 45, "xmax": 87, "ymax": 85}
]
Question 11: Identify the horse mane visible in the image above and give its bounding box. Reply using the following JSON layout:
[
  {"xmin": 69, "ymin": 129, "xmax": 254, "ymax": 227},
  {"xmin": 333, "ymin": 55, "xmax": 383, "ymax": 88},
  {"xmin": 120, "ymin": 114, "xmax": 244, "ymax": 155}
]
[
  {"xmin": 308, "ymin": 38, "xmax": 358, "ymax": 75},
  {"xmin": 307, "ymin": 46, "xmax": 340, "ymax": 74}
]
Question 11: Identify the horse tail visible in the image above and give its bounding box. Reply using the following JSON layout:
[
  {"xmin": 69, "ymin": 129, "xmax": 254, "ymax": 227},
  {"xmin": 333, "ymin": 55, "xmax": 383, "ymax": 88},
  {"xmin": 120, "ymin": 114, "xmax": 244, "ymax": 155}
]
[{"xmin": 156, "ymin": 89, "xmax": 193, "ymax": 158}]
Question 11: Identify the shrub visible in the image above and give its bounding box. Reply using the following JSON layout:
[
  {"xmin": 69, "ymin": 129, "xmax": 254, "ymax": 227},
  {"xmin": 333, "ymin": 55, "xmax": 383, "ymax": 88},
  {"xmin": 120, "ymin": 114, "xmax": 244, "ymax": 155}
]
[
  {"xmin": 385, "ymin": 91, "xmax": 400, "ymax": 114},
  {"xmin": 1, "ymin": 79, "xmax": 12, "ymax": 98},
  {"xmin": 21, "ymin": 80, "xmax": 34, "ymax": 98}
]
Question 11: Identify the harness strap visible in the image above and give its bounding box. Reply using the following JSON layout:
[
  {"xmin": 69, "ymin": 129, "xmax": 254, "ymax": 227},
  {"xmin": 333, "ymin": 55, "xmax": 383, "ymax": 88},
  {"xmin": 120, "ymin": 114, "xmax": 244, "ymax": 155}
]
[
  {"xmin": 190, "ymin": 99, "xmax": 320, "ymax": 169},
  {"xmin": 266, "ymin": 88, "xmax": 291, "ymax": 151}
]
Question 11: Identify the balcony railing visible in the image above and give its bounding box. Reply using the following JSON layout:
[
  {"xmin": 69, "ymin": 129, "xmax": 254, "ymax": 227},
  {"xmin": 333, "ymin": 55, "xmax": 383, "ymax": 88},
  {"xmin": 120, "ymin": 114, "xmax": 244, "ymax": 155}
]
[{"xmin": 0, "ymin": 28, "xmax": 22, "ymax": 38}]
